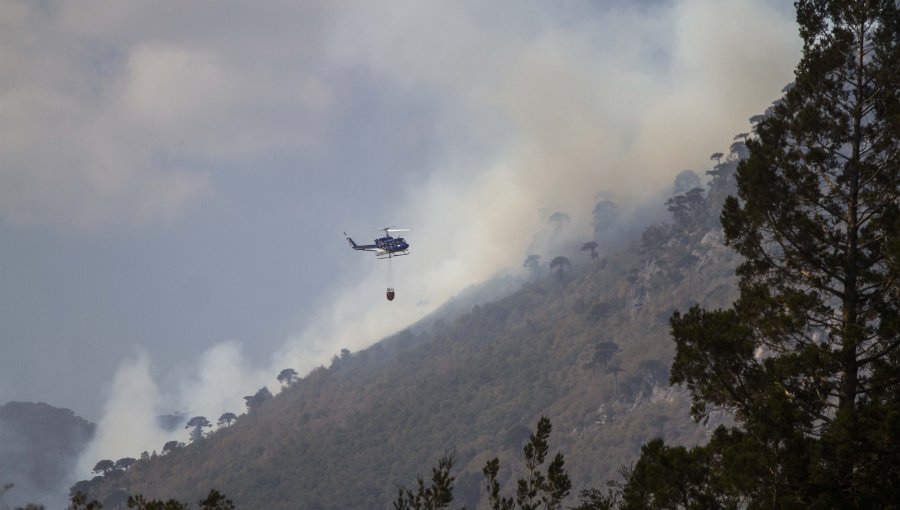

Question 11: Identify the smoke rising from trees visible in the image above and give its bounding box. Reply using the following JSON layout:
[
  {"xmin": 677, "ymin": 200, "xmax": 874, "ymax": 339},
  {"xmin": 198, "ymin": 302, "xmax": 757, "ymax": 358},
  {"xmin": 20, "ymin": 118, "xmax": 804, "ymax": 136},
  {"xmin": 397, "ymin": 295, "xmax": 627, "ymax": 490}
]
[{"xmin": 63, "ymin": 0, "xmax": 801, "ymax": 481}]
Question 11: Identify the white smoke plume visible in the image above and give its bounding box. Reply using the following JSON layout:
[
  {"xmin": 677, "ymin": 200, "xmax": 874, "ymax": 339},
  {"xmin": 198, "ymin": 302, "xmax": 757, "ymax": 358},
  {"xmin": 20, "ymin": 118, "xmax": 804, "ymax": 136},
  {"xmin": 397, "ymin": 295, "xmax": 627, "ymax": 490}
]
[
  {"xmin": 274, "ymin": 0, "xmax": 801, "ymax": 363},
  {"xmin": 73, "ymin": 0, "xmax": 801, "ymax": 481},
  {"xmin": 75, "ymin": 352, "xmax": 170, "ymax": 476}
]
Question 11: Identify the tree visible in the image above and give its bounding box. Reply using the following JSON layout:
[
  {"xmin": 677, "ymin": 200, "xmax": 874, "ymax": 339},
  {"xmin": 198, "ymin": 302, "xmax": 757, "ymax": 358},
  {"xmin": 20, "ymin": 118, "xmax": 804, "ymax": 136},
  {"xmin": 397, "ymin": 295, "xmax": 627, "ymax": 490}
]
[
  {"xmin": 69, "ymin": 492, "xmax": 103, "ymax": 510},
  {"xmin": 523, "ymin": 254, "xmax": 541, "ymax": 273},
  {"xmin": 728, "ymin": 140, "xmax": 748, "ymax": 160},
  {"xmin": 639, "ymin": 224, "xmax": 670, "ymax": 256},
  {"xmin": 672, "ymin": 170, "xmax": 700, "ymax": 195},
  {"xmin": 393, "ymin": 452, "xmax": 458, "ymax": 510},
  {"xmin": 549, "ymin": 256, "xmax": 570, "ymax": 282},
  {"xmin": 115, "ymin": 457, "xmax": 137, "ymax": 471},
  {"xmin": 618, "ymin": 438, "xmax": 740, "ymax": 509},
  {"xmin": 127, "ymin": 494, "xmax": 187, "ymax": 509},
  {"xmin": 198, "ymin": 489, "xmax": 235, "ymax": 510},
  {"xmin": 605, "ymin": 363, "xmax": 622, "ymax": 400},
  {"xmin": 104, "ymin": 487, "xmax": 130, "ymax": 509},
  {"xmin": 161, "ymin": 441, "xmax": 183, "ymax": 455},
  {"xmin": 91, "ymin": 459, "xmax": 115, "ymax": 476},
  {"xmin": 277, "ymin": 368, "xmax": 298, "ymax": 387},
  {"xmin": 217, "ymin": 412, "xmax": 237, "ymax": 428},
  {"xmin": 620, "ymin": 1, "xmax": 900, "ymax": 506},
  {"xmin": 483, "ymin": 416, "xmax": 571, "ymax": 510},
  {"xmin": 709, "ymin": 152, "xmax": 724, "ymax": 165},
  {"xmin": 185, "ymin": 416, "xmax": 211, "ymax": 443},
  {"xmin": 584, "ymin": 341, "xmax": 619, "ymax": 375},
  {"xmin": 243, "ymin": 387, "xmax": 273, "ymax": 412},
  {"xmin": 665, "ymin": 187, "xmax": 706, "ymax": 228},
  {"xmin": 581, "ymin": 241, "xmax": 599, "ymax": 262}
]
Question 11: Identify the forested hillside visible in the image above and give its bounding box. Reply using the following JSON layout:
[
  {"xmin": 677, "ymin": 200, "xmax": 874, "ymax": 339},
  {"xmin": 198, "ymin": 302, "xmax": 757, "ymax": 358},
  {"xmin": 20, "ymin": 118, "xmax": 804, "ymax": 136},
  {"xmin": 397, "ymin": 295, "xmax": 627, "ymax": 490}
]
[
  {"xmin": 76, "ymin": 138, "xmax": 751, "ymax": 509},
  {"xmin": 0, "ymin": 402, "xmax": 95, "ymax": 509}
]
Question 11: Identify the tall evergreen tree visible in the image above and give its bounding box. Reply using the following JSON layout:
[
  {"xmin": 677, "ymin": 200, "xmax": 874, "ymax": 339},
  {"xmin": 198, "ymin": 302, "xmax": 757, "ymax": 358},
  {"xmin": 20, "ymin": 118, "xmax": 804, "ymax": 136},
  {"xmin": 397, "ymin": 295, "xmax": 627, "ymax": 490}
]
[{"xmin": 618, "ymin": 1, "xmax": 900, "ymax": 507}]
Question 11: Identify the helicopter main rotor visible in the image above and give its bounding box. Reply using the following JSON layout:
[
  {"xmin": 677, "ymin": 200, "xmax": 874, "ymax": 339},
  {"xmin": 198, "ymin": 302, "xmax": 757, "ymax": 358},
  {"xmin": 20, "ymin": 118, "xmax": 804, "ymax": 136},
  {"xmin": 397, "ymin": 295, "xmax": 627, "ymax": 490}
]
[{"xmin": 378, "ymin": 226, "xmax": 411, "ymax": 236}]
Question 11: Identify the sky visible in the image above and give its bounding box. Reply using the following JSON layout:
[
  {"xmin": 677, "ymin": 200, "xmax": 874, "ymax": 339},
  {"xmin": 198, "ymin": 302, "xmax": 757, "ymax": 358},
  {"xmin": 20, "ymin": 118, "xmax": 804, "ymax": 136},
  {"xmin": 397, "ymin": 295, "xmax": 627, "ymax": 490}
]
[{"xmin": 0, "ymin": 0, "xmax": 802, "ymax": 490}]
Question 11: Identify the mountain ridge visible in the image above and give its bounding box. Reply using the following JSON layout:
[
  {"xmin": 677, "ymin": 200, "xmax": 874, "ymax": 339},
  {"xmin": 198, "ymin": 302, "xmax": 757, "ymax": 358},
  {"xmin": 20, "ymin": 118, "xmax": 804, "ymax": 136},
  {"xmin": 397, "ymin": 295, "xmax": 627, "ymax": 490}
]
[
  {"xmin": 76, "ymin": 145, "xmax": 748, "ymax": 508},
  {"xmin": 0, "ymin": 401, "xmax": 95, "ymax": 509}
]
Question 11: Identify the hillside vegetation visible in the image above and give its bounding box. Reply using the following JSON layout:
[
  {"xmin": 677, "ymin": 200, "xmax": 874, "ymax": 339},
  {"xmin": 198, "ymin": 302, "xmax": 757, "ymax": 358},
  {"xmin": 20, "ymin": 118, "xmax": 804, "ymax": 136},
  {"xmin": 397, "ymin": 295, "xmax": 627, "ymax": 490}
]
[
  {"xmin": 78, "ymin": 140, "xmax": 748, "ymax": 509},
  {"xmin": 0, "ymin": 401, "xmax": 95, "ymax": 509}
]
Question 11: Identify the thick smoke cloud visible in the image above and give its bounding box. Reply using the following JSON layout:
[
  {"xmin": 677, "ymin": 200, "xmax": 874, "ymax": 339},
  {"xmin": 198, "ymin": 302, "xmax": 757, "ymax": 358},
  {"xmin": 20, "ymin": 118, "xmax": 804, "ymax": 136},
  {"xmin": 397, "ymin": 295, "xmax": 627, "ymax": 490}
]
[
  {"xmin": 275, "ymin": 0, "xmax": 800, "ymax": 363},
  {"xmin": 53, "ymin": 0, "xmax": 801, "ymax": 478}
]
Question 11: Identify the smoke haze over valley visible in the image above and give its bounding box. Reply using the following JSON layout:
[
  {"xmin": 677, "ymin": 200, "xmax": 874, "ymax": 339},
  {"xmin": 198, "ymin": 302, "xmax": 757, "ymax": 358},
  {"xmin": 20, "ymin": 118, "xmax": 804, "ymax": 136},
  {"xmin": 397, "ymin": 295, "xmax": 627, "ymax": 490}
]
[{"xmin": 0, "ymin": 0, "xmax": 803, "ymax": 502}]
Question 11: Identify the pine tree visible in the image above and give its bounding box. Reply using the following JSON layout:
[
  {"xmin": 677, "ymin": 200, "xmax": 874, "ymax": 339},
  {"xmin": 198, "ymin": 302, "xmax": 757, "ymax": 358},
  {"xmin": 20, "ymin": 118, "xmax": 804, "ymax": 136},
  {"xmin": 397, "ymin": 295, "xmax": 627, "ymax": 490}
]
[{"xmin": 619, "ymin": 1, "xmax": 900, "ymax": 507}]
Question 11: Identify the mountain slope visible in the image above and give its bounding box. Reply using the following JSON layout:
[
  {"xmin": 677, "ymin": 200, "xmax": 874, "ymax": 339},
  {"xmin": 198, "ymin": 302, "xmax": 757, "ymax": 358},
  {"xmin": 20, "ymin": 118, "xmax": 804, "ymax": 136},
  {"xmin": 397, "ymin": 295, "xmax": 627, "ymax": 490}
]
[
  {"xmin": 81, "ymin": 155, "xmax": 746, "ymax": 509},
  {"xmin": 0, "ymin": 401, "xmax": 95, "ymax": 509}
]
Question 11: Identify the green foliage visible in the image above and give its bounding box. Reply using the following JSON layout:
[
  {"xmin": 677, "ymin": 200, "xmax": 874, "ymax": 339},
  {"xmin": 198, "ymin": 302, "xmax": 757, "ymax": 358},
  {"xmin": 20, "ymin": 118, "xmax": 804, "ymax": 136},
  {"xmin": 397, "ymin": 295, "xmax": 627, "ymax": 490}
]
[
  {"xmin": 242, "ymin": 387, "xmax": 272, "ymax": 412},
  {"xmin": 185, "ymin": 417, "xmax": 211, "ymax": 443},
  {"xmin": 198, "ymin": 489, "xmax": 235, "ymax": 510},
  {"xmin": 483, "ymin": 416, "xmax": 571, "ymax": 510},
  {"xmin": 666, "ymin": 187, "xmax": 706, "ymax": 229},
  {"xmin": 161, "ymin": 441, "xmax": 183, "ymax": 455},
  {"xmin": 393, "ymin": 452, "xmax": 458, "ymax": 510},
  {"xmin": 673, "ymin": 170, "xmax": 701, "ymax": 196},
  {"xmin": 69, "ymin": 491, "xmax": 103, "ymax": 510},
  {"xmin": 92, "ymin": 459, "xmax": 115, "ymax": 476},
  {"xmin": 548, "ymin": 256, "xmax": 571, "ymax": 282},
  {"xmin": 116, "ymin": 457, "xmax": 137, "ymax": 471},
  {"xmin": 619, "ymin": 0, "xmax": 900, "ymax": 506},
  {"xmin": 639, "ymin": 224, "xmax": 670, "ymax": 257},
  {"xmin": 216, "ymin": 413, "xmax": 236, "ymax": 428},
  {"xmin": 127, "ymin": 493, "xmax": 188, "ymax": 509},
  {"xmin": 619, "ymin": 437, "xmax": 742, "ymax": 510},
  {"xmin": 570, "ymin": 486, "xmax": 621, "ymax": 510},
  {"xmin": 483, "ymin": 459, "xmax": 514, "ymax": 510},
  {"xmin": 277, "ymin": 368, "xmax": 298, "ymax": 387}
]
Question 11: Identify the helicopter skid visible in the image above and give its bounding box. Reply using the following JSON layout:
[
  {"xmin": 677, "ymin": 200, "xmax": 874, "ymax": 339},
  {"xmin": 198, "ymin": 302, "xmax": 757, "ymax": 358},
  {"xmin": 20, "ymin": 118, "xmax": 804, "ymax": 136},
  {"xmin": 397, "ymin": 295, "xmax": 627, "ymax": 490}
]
[{"xmin": 377, "ymin": 252, "xmax": 409, "ymax": 259}]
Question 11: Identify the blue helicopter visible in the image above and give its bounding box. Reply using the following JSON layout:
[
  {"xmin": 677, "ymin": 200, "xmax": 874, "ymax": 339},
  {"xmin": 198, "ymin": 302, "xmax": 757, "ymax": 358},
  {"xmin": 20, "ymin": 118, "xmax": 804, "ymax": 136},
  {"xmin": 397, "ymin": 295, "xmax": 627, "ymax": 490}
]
[{"xmin": 344, "ymin": 227, "xmax": 411, "ymax": 259}]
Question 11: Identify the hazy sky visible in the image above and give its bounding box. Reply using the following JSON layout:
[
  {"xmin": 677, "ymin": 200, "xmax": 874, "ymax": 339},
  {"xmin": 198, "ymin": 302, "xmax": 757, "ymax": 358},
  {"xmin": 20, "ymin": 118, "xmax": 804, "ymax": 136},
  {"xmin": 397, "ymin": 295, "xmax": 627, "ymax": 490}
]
[{"xmin": 1, "ymin": 0, "xmax": 800, "ymax": 457}]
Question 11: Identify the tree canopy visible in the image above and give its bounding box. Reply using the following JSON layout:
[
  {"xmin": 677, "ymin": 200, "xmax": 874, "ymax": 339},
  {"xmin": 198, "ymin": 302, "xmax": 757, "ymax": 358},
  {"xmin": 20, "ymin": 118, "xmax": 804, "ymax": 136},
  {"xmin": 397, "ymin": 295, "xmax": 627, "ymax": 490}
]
[{"xmin": 618, "ymin": 1, "xmax": 900, "ymax": 506}]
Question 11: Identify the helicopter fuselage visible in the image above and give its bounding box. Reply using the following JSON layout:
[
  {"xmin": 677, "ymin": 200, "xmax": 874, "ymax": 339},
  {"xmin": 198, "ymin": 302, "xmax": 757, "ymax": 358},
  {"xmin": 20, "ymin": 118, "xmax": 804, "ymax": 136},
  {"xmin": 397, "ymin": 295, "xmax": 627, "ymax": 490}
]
[{"xmin": 345, "ymin": 233, "xmax": 409, "ymax": 258}]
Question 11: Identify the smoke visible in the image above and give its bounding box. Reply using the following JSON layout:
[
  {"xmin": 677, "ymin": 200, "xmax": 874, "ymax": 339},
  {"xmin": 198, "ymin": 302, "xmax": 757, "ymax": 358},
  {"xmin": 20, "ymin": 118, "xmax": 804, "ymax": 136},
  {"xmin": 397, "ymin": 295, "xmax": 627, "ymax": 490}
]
[
  {"xmin": 75, "ymin": 353, "xmax": 170, "ymax": 476},
  {"xmin": 73, "ymin": 345, "xmax": 274, "ymax": 480},
  {"xmin": 275, "ymin": 0, "xmax": 800, "ymax": 362},
  {"xmin": 176, "ymin": 342, "xmax": 270, "ymax": 422},
  {"xmin": 72, "ymin": 0, "xmax": 801, "ymax": 482}
]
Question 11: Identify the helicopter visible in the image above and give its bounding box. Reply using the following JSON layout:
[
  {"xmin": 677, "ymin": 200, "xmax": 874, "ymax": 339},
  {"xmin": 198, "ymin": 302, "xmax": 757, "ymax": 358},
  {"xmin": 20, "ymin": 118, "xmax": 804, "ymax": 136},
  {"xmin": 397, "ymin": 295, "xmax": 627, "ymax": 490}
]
[
  {"xmin": 344, "ymin": 227, "xmax": 411, "ymax": 259},
  {"xmin": 344, "ymin": 227, "xmax": 411, "ymax": 301}
]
